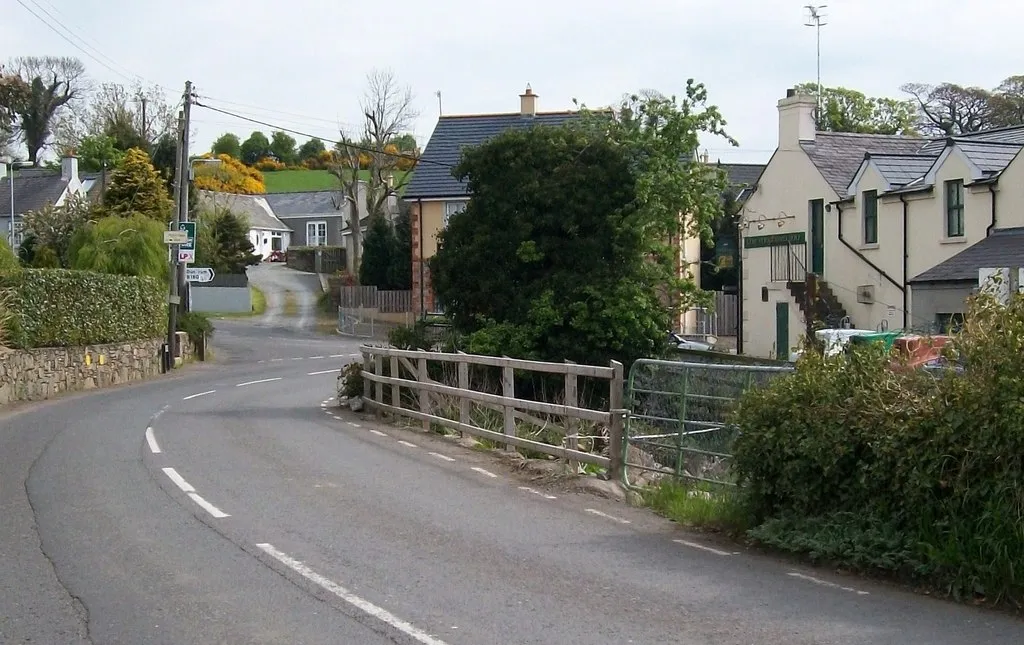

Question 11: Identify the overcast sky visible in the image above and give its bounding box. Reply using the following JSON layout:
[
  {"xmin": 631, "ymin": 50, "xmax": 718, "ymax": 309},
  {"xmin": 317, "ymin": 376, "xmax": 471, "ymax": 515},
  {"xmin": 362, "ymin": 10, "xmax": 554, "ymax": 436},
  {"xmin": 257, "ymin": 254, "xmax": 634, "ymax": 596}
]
[{"xmin": 3, "ymin": 0, "xmax": 1022, "ymax": 165}]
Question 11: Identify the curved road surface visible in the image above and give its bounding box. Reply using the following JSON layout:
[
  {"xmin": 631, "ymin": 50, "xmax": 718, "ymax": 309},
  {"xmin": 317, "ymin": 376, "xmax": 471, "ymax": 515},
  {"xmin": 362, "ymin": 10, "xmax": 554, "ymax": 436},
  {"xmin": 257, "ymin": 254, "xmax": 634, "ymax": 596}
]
[
  {"xmin": 2, "ymin": 318, "xmax": 1022, "ymax": 644},
  {"xmin": 247, "ymin": 263, "xmax": 323, "ymax": 332}
]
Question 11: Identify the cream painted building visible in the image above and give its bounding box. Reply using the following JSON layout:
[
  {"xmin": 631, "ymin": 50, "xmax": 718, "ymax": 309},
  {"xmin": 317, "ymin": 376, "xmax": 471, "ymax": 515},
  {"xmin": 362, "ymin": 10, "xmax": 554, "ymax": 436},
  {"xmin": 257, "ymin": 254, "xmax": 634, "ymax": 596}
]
[{"xmin": 739, "ymin": 88, "xmax": 1024, "ymax": 359}]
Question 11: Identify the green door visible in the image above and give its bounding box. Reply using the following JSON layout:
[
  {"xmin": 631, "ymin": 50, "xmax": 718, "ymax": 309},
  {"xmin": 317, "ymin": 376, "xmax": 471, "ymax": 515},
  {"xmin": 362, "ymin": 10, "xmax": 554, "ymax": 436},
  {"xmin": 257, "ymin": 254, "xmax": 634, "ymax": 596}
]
[
  {"xmin": 776, "ymin": 302, "xmax": 790, "ymax": 359},
  {"xmin": 810, "ymin": 199, "xmax": 825, "ymax": 275}
]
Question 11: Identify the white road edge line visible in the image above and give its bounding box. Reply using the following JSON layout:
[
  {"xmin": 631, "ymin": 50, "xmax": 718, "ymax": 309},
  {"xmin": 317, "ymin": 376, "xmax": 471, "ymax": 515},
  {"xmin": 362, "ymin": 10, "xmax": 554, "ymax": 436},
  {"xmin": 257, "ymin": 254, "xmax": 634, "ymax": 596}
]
[
  {"xmin": 188, "ymin": 492, "xmax": 230, "ymax": 518},
  {"xmin": 145, "ymin": 427, "xmax": 161, "ymax": 454},
  {"xmin": 183, "ymin": 390, "xmax": 216, "ymax": 400},
  {"xmin": 370, "ymin": 429, "xmax": 388, "ymax": 437},
  {"xmin": 308, "ymin": 369, "xmax": 340, "ymax": 375},
  {"xmin": 787, "ymin": 572, "xmax": 870, "ymax": 595},
  {"xmin": 236, "ymin": 377, "xmax": 283, "ymax": 387},
  {"xmin": 673, "ymin": 539, "xmax": 734, "ymax": 557},
  {"xmin": 162, "ymin": 467, "xmax": 194, "ymax": 493},
  {"xmin": 585, "ymin": 508, "xmax": 631, "ymax": 524},
  {"xmin": 518, "ymin": 486, "xmax": 556, "ymax": 500},
  {"xmin": 397, "ymin": 440, "xmax": 418, "ymax": 448},
  {"xmin": 428, "ymin": 452, "xmax": 456, "ymax": 462},
  {"xmin": 256, "ymin": 543, "xmax": 451, "ymax": 645},
  {"xmin": 471, "ymin": 467, "xmax": 498, "ymax": 478}
]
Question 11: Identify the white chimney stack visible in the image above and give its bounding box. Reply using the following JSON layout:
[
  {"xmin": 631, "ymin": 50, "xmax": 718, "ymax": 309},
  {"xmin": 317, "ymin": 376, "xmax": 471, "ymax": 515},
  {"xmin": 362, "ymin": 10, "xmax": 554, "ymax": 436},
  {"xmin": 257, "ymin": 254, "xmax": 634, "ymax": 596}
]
[
  {"xmin": 60, "ymin": 156, "xmax": 79, "ymax": 183},
  {"xmin": 777, "ymin": 88, "xmax": 817, "ymax": 151},
  {"xmin": 520, "ymin": 84, "xmax": 537, "ymax": 117}
]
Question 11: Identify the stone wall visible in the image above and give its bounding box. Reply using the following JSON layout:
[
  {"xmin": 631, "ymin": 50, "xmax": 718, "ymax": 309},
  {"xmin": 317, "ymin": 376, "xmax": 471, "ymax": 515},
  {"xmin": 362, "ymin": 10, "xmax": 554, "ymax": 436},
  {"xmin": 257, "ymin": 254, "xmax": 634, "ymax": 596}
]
[{"xmin": 0, "ymin": 336, "xmax": 193, "ymax": 406}]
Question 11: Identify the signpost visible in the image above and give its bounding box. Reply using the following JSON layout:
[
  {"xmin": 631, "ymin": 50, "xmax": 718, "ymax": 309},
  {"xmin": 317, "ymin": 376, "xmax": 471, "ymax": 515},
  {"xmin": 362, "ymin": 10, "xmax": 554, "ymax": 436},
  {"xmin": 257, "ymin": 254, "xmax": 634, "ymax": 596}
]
[
  {"xmin": 163, "ymin": 229, "xmax": 189, "ymax": 245},
  {"xmin": 186, "ymin": 267, "xmax": 215, "ymax": 283},
  {"xmin": 177, "ymin": 222, "xmax": 197, "ymax": 264}
]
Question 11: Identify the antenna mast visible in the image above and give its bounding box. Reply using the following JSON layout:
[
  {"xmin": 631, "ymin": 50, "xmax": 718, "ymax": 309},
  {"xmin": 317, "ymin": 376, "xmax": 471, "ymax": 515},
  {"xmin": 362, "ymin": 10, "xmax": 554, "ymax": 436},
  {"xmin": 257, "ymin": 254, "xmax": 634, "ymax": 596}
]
[{"xmin": 804, "ymin": 4, "xmax": 828, "ymax": 124}]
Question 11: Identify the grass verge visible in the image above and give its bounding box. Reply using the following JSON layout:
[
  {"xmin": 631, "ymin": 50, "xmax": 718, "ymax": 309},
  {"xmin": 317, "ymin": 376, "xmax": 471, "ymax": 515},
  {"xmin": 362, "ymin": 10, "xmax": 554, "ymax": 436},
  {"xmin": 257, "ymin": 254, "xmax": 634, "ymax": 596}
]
[
  {"xmin": 642, "ymin": 479, "xmax": 753, "ymax": 535},
  {"xmin": 282, "ymin": 290, "xmax": 300, "ymax": 316}
]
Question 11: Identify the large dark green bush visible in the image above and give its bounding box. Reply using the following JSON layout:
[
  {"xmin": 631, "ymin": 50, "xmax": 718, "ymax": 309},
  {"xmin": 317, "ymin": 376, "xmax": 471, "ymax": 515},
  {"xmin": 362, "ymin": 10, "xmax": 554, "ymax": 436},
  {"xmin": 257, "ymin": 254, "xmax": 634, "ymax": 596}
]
[
  {"xmin": 732, "ymin": 292, "xmax": 1024, "ymax": 603},
  {"xmin": 0, "ymin": 268, "xmax": 165, "ymax": 348}
]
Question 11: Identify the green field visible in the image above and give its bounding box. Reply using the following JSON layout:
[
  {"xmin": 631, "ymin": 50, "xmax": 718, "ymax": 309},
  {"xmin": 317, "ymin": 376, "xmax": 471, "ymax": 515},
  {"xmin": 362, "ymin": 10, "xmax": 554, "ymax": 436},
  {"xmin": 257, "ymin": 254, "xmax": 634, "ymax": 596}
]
[{"xmin": 263, "ymin": 169, "xmax": 411, "ymax": 194}]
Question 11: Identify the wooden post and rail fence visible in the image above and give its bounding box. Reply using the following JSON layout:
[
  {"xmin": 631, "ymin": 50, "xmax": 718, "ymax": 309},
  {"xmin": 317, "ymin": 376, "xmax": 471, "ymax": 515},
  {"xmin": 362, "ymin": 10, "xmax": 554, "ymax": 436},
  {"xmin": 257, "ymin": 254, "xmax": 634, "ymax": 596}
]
[{"xmin": 359, "ymin": 345, "xmax": 627, "ymax": 481}]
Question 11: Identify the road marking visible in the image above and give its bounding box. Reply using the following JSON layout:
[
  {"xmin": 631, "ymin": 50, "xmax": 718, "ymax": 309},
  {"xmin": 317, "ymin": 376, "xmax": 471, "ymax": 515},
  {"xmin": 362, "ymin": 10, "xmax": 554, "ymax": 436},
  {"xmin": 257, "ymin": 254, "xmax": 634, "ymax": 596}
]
[
  {"xmin": 350, "ymin": 422, "xmax": 362, "ymax": 428},
  {"xmin": 188, "ymin": 492, "xmax": 230, "ymax": 518},
  {"xmin": 256, "ymin": 543, "xmax": 451, "ymax": 645},
  {"xmin": 397, "ymin": 440, "xmax": 418, "ymax": 448},
  {"xmin": 145, "ymin": 427, "xmax": 161, "ymax": 454},
  {"xmin": 162, "ymin": 467, "xmax": 194, "ymax": 493},
  {"xmin": 428, "ymin": 452, "xmax": 456, "ymax": 462},
  {"xmin": 471, "ymin": 467, "xmax": 498, "ymax": 478},
  {"xmin": 370, "ymin": 429, "xmax": 388, "ymax": 437},
  {"xmin": 258, "ymin": 360, "xmax": 266, "ymax": 364},
  {"xmin": 183, "ymin": 390, "xmax": 216, "ymax": 400},
  {"xmin": 673, "ymin": 539, "xmax": 735, "ymax": 556},
  {"xmin": 787, "ymin": 572, "xmax": 870, "ymax": 595},
  {"xmin": 270, "ymin": 358, "xmax": 284, "ymax": 362},
  {"xmin": 308, "ymin": 355, "xmax": 325, "ymax": 359},
  {"xmin": 518, "ymin": 486, "xmax": 557, "ymax": 500},
  {"xmin": 236, "ymin": 377, "xmax": 283, "ymax": 387},
  {"xmin": 291, "ymin": 357, "xmax": 305, "ymax": 361},
  {"xmin": 329, "ymin": 354, "xmax": 348, "ymax": 358},
  {"xmin": 308, "ymin": 369, "xmax": 340, "ymax": 375},
  {"xmin": 585, "ymin": 508, "xmax": 631, "ymax": 524}
]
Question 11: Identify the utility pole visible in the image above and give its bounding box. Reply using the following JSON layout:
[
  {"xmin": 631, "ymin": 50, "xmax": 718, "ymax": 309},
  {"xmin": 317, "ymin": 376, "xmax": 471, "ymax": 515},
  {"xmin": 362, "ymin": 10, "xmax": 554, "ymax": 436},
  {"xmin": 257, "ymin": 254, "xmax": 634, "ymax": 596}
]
[
  {"xmin": 165, "ymin": 80, "xmax": 192, "ymax": 370},
  {"xmin": 177, "ymin": 81, "xmax": 193, "ymax": 314}
]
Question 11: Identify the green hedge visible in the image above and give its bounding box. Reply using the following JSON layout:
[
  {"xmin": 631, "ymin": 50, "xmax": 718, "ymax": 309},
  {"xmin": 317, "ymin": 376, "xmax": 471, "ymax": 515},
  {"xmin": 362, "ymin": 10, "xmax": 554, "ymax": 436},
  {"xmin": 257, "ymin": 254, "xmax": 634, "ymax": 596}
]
[
  {"xmin": 1, "ymin": 269, "xmax": 165, "ymax": 348},
  {"xmin": 731, "ymin": 293, "xmax": 1024, "ymax": 604}
]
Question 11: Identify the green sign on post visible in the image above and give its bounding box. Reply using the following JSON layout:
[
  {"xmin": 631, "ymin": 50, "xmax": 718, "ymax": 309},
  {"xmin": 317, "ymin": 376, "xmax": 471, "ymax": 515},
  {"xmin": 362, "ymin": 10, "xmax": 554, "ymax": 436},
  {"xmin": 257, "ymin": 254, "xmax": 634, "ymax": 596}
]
[{"xmin": 178, "ymin": 222, "xmax": 197, "ymax": 251}]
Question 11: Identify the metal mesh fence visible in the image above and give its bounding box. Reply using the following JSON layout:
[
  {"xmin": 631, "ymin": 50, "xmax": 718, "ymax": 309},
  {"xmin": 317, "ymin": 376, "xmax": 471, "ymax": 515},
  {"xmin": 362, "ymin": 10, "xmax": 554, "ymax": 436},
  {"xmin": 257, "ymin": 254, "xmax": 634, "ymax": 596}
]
[{"xmin": 624, "ymin": 359, "xmax": 793, "ymax": 487}]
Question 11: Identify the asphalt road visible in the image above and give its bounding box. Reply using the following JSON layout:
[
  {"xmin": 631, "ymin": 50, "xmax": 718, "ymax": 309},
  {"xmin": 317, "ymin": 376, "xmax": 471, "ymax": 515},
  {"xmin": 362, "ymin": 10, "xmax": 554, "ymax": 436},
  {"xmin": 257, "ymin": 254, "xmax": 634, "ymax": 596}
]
[
  {"xmin": 247, "ymin": 262, "xmax": 323, "ymax": 331},
  {"xmin": 2, "ymin": 319, "xmax": 1023, "ymax": 644}
]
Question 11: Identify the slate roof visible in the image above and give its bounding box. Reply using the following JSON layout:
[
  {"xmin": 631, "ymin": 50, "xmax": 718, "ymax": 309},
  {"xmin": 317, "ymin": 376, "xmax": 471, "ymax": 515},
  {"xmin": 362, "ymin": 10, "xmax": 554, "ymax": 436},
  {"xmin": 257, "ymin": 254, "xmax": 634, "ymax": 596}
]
[
  {"xmin": 0, "ymin": 170, "xmax": 70, "ymax": 216},
  {"xmin": 918, "ymin": 124, "xmax": 1024, "ymax": 154},
  {"xmin": 870, "ymin": 154, "xmax": 939, "ymax": 188},
  {"xmin": 404, "ymin": 111, "xmax": 579, "ymax": 199},
  {"xmin": 263, "ymin": 190, "xmax": 344, "ymax": 218},
  {"xmin": 801, "ymin": 132, "xmax": 926, "ymax": 194},
  {"xmin": 197, "ymin": 190, "xmax": 291, "ymax": 231},
  {"xmin": 910, "ymin": 227, "xmax": 1024, "ymax": 283},
  {"xmin": 957, "ymin": 140, "xmax": 1023, "ymax": 173}
]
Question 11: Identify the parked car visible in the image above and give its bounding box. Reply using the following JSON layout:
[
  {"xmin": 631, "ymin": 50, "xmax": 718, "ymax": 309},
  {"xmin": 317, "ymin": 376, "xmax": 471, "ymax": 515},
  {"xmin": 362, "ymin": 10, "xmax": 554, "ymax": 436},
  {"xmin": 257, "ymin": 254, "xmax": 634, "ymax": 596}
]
[
  {"xmin": 667, "ymin": 331, "xmax": 714, "ymax": 352},
  {"xmin": 267, "ymin": 250, "xmax": 286, "ymax": 262}
]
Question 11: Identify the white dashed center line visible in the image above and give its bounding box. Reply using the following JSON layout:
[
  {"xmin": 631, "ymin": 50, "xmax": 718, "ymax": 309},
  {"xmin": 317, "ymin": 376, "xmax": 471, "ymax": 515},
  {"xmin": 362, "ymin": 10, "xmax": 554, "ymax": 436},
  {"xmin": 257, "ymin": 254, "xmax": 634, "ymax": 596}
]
[
  {"xmin": 161, "ymin": 468, "xmax": 230, "ymax": 518},
  {"xmin": 308, "ymin": 355, "xmax": 325, "ymax": 359},
  {"xmin": 518, "ymin": 486, "xmax": 557, "ymax": 500},
  {"xmin": 787, "ymin": 572, "xmax": 870, "ymax": 595},
  {"xmin": 471, "ymin": 467, "xmax": 498, "ymax": 478},
  {"xmin": 673, "ymin": 539, "xmax": 736, "ymax": 556},
  {"xmin": 397, "ymin": 440, "xmax": 418, "ymax": 448},
  {"xmin": 145, "ymin": 427, "xmax": 161, "ymax": 454},
  {"xmin": 236, "ymin": 377, "xmax": 283, "ymax": 387},
  {"xmin": 428, "ymin": 452, "xmax": 456, "ymax": 462},
  {"xmin": 370, "ymin": 429, "xmax": 388, "ymax": 437},
  {"xmin": 308, "ymin": 369, "xmax": 340, "ymax": 375},
  {"xmin": 183, "ymin": 390, "xmax": 216, "ymax": 400},
  {"xmin": 585, "ymin": 508, "xmax": 631, "ymax": 524}
]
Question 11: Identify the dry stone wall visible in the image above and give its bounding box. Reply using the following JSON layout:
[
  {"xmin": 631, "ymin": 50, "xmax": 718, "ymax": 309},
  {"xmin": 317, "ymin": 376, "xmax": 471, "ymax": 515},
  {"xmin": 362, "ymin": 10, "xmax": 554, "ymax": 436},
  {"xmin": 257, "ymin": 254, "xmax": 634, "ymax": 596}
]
[{"xmin": 0, "ymin": 336, "xmax": 193, "ymax": 406}]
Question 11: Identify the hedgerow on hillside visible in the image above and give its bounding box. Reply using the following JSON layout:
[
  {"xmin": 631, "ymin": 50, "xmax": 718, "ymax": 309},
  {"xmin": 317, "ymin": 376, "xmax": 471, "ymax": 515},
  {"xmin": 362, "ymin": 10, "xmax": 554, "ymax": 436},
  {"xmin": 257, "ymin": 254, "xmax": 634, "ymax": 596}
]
[{"xmin": 731, "ymin": 291, "xmax": 1024, "ymax": 604}]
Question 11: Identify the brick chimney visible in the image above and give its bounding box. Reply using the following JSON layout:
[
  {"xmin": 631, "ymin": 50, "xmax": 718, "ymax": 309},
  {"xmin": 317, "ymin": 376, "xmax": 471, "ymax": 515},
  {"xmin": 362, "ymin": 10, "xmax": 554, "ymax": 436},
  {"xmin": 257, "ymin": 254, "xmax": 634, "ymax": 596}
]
[
  {"xmin": 520, "ymin": 84, "xmax": 537, "ymax": 117},
  {"xmin": 60, "ymin": 155, "xmax": 79, "ymax": 183},
  {"xmin": 777, "ymin": 88, "xmax": 817, "ymax": 151}
]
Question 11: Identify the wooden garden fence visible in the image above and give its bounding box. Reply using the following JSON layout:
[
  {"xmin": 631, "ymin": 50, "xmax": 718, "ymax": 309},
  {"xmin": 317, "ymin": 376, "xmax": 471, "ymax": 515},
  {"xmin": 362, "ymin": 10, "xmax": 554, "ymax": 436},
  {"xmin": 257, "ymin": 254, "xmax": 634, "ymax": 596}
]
[{"xmin": 359, "ymin": 346, "xmax": 627, "ymax": 478}]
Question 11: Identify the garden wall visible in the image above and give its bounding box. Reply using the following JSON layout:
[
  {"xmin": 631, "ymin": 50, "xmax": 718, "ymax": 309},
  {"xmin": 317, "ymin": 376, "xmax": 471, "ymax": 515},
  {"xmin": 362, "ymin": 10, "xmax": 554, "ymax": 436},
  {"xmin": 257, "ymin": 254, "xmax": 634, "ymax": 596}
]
[{"xmin": 0, "ymin": 335, "xmax": 193, "ymax": 406}]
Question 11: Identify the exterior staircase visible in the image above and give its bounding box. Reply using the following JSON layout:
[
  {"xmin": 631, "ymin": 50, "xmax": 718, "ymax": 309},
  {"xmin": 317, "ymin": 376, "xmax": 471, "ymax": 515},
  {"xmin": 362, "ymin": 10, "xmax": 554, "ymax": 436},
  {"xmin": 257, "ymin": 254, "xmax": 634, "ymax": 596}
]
[{"xmin": 787, "ymin": 279, "xmax": 851, "ymax": 329}]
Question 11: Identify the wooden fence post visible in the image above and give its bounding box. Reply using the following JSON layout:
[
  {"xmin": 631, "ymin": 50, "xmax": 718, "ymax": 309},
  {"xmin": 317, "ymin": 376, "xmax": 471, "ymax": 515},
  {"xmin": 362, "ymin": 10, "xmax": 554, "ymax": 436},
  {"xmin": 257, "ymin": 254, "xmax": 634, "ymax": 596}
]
[
  {"xmin": 390, "ymin": 355, "xmax": 400, "ymax": 416},
  {"xmin": 373, "ymin": 353, "xmax": 383, "ymax": 418},
  {"xmin": 502, "ymin": 363, "xmax": 515, "ymax": 451},
  {"xmin": 362, "ymin": 348, "xmax": 371, "ymax": 401},
  {"xmin": 564, "ymin": 361, "xmax": 579, "ymax": 473},
  {"xmin": 607, "ymin": 360, "xmax": 625, "ymax": 483},
  {"xmin": 418, "ymin": 356, "xmax": 430, "ymax": 431},
  {"xmin": 457, "ymin": 352, "xmax": 470, "ymax": 437}
]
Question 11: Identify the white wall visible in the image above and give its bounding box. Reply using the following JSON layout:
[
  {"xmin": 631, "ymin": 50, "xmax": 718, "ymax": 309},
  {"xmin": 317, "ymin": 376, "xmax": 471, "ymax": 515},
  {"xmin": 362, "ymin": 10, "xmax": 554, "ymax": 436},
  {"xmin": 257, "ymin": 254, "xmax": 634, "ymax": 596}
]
[{"xmin": 250, "ymin": 229, "xmax": 291, "ymax": 259}]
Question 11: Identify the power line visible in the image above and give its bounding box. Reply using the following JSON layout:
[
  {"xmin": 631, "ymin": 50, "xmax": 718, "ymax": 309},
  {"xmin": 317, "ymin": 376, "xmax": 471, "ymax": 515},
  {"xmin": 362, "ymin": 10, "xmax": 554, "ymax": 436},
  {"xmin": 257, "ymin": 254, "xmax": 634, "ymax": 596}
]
[
  {"xmin": 193, "ymin": 93, "xmax": 359, "ymax": 129},
  {"xmin": 193, "ymin": 100, "xmax": 443, "ymax": 168}
]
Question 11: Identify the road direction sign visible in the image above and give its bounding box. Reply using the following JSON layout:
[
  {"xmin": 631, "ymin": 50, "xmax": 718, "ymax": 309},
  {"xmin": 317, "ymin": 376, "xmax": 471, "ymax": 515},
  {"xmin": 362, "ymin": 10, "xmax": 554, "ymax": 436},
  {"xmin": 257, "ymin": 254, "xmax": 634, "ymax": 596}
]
[
  {"xmin": 186, "ymin": 267, "xmax": 215, "ymax": 283},
  {"xmin": 178, "ymin": 222, "xmax": 197, "ymax": 251},
  {"xmin": 178, "ymin": 249, "xmax": 195, "ymax": 264},
  {"xmin": 164, "ymin": 229, "xmax": 189, "ymax": 244}
]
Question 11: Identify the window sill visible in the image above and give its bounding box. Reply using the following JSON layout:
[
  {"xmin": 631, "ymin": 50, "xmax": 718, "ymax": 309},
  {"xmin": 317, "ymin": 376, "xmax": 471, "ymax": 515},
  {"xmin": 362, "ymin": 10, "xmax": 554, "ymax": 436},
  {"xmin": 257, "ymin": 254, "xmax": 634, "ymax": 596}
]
[
  {"xmin": 859, "ymin": 243, "xmax": 880, "ymax": 251},
  {"xmin": 940, "ymin": 237, "xmax": 967, "ymax": 245}
]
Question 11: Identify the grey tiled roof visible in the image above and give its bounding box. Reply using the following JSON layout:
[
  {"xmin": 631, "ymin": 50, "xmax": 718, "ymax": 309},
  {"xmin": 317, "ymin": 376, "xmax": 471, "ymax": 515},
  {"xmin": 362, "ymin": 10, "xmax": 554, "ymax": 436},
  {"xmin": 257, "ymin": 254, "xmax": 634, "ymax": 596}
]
[
  {"xmin": 264, "ymin": 190, "xmax": 344, "ymax": 218},
  {"xmin": 719, "ymin": 163, "xmax": 765, "ymax": 188},
  {"xmin": 957, "ymin": 141, "xmax": 1023, "ymax": 174},
  {"xmin": 910, "ymin": 227, "xmax": 1024, "ymax": 283},
  {"xmin": 0, "ymin": 171, "xmax": 69, "ymax": 216},
  {"xmin": 801, "ymin": 132, "xmax": 926, "ymax": 194},
  {"xmin": 404, "ymin": 112, "xmax": 580, "ymax": 199},
  {"xmin": 918, "ymin": 125, "xmax": 1024, "ymax": 154},
  {"xmin": 197, "ymin": 190, "xmax": 291, "ymax": 231},
  {"xmin": 870, "ymin": 154, "xmax": 938, "ymax": 187}
]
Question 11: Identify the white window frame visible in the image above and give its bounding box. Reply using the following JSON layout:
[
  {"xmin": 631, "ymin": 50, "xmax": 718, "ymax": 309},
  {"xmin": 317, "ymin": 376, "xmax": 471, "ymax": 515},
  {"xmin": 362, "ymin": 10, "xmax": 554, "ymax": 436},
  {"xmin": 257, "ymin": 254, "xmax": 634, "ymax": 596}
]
[
  {"xmin": 444, "ymin": 200, "xmax": 468, "ymax": 226},
  {"xmin": 306, "ymin": 220, "xmax": 328, "ymax": 246}
]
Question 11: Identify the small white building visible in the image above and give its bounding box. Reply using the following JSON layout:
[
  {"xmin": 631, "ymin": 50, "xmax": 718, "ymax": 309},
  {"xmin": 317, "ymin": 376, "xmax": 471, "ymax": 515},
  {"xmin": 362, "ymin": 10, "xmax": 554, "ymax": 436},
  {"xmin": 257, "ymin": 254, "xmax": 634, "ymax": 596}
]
[{"xmin": 196, "ymin": 190, "xmax": 292, "ymax": 259}]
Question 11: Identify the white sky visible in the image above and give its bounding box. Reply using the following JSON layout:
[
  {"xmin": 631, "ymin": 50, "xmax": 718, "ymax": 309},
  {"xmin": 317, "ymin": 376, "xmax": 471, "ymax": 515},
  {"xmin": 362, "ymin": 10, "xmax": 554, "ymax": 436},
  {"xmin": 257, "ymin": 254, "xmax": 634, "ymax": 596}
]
[{"xmin": 3, "ymin": 0, "xmax": 1023, "ymax": 165}]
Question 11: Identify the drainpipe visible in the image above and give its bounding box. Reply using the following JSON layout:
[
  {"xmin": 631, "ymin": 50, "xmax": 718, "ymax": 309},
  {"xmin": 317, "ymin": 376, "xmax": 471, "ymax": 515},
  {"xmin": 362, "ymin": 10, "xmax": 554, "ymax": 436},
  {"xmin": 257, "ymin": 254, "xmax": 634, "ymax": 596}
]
[
  {"xmin": 835, "ymin": 200, "xmax": 904, "ymax": 294},
  {"xmin": 417, "ymin": 198, "xmax": 425, "ymax": 318},
  {"xmin": 736, "ymin": 215, "xmax": 744, "ymax": 355},
  {"xmin": 899, "ymin": 194, "xmax": 909, "ymax": 330},
  {"xmin": 986, "ymin": 183, "xmax": 997, "ymax": 237}
]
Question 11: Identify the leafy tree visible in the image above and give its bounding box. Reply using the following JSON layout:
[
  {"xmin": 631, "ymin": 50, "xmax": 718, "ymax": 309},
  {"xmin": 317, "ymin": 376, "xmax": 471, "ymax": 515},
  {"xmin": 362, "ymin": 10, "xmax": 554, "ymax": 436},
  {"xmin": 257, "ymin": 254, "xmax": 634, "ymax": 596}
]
[
  {"xmin": 298, "ymin": 137, "xmax": 326, "ymax": 162},
  {"xmin": 392, "ymin": 133, "xmax": 418, "ymax": 152},
  {"xmin": 240, "ymin": 131, "xmax": 271, "ymax": 165},
  {"xmin": 75, "ymin": 134, "xmax": 124, "ymax": 173},
  {"xmin": 54, "ymin": 81, "xmax": 176, "ymax": 157},
  {"xmin": 431, "ymin": 83, "xmax": 733, "ymax": 366},
  {"xmin": 989, "ymin": 75, "xmax": 1024, "ymax": 127},
  {"xmin": 193, "ymin": 154, "xmax": 266, "ymax": 194},
  {"xmin": 22, "ymin": 193, "xmax": 95, "ymax": 267},
  {"xmin": 102, "ymin": 147, "xmax": 175, "ymax": 221},
  {"xmin": 359, "ymin": 217, "xmax": 399, "ymax": 288},
  {"xmin": 195, "ymin": 206, "xmax": 261, "ymax": 274},
  {"xmin": 391, "ymin": 205, "xmax": 412, "ymax": 289},
  {"xmin": 211, "ymin": 132, "xmax": 241, "ymax": 158},
  {"xmin": 794, "ymin": 83, "xmax": 917, "ymax": 135},
  {"xmin": 149, "ymin": 132, "xmax": 177, "ymax": 189},
  {"xmin": 700, "ymin": 188, "xmax": 742, "ymax": 291},
  {"xmin": 901, "ymin": 82, "xmax": 995, "ymax": 135},
  {"xmin": 0, "ymin": 67, "xmax": 29, "ymax": 155},
  {"xmin": 270, "ymin": 130, "xmax": 297, "ymax": 165},
  {"xmin": 7, "ymin": 56, "xmax": 87, "ymax": 163},
  {"xmin": 68, "ymin": 214, "xmax": 167, "ymax": 280}
]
